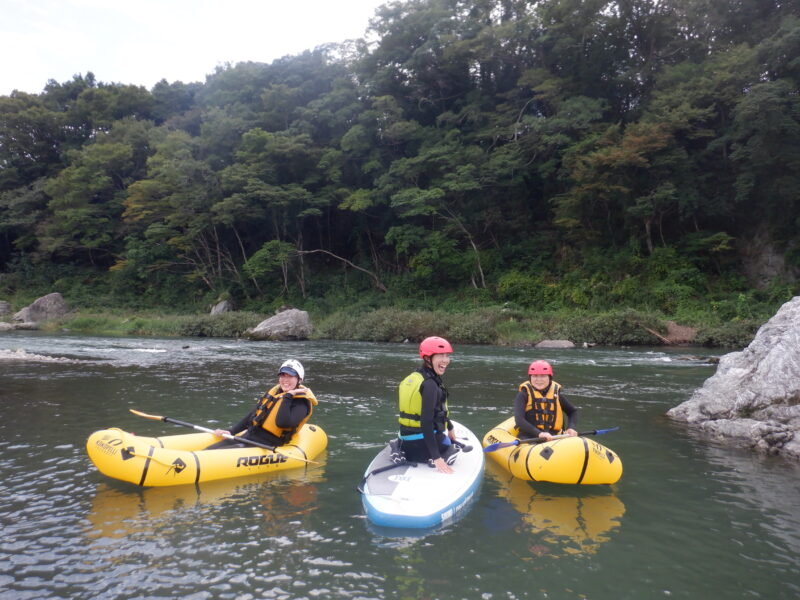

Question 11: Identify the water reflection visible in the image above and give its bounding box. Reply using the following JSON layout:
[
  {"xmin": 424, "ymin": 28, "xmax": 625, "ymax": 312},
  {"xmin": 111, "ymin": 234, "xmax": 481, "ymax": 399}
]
[
  {"xmin": 4, "ymin": 334, "xmax": 799, "ymax": 600},
  {"xmin": 699, "ymin": 442, "xmax": 800, "ymax": 557},
  {"xmin": 86, "ymin": 457, "xmax": 327, "ymax": 540},
  {"xmin": 364, "ymin": 484, "xmax": 481, "ymax": 545},
  {"xmin": 484, "ymin": 461, "xmax": 625, "ymax": 557}
]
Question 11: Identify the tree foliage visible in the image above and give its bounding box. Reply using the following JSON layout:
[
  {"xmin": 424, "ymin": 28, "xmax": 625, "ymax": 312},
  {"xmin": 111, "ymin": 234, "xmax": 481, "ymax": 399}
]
[{"xmin": 2, "ymin": 0, "xmax": 799, "ymax": 313}]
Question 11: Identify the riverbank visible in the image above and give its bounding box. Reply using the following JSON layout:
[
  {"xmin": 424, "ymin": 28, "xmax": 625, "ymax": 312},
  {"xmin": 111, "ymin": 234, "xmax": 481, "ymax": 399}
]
[{"xmin": 4, "ymin": 305, "xmax": 761, "ymax": 348}]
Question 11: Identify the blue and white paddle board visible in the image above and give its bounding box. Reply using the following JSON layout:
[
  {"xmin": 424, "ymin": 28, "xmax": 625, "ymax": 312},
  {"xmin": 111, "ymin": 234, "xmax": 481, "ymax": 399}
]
[{"xmin": 360, "ymin": 420, "xmax": 484, "ymax": 529}]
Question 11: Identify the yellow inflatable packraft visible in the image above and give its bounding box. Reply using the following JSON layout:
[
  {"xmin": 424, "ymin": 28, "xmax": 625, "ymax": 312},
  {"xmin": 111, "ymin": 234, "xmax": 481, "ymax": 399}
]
[
  {"xmin": 482, "ymin": 417, "xmax": 622, "ymax": 484},
  {"xmin": 86, "ymin": 424, "xmax": 327, "ymax": 487}
]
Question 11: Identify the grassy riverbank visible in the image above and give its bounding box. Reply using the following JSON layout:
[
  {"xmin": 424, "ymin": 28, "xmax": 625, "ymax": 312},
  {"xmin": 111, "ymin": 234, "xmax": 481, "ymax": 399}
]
[{"xmin": 21, "ymin": 305, "xmax": 761, "ymax": 348}]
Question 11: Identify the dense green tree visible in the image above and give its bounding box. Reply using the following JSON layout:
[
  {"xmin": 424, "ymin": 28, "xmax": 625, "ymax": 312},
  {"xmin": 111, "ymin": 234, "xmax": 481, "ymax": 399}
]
[
  {"xmin": 0, "ymin": 94, "xmax": 65, "ymax": 189},
  {"xmin": 2, "ymin": 0, "xmax": 799, "ymax": 311},
  {"xmin": 122, "ymin": 129, "xmax": 227, "ymax": 289},
  {"xmin": 39, "ymin": 118, "xmax": 152, "ymax": 264}
]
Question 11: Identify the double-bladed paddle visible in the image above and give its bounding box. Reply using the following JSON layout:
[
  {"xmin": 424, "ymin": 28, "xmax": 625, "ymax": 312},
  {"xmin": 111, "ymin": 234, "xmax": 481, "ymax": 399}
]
[
  {"xmin": 483, "ymin": 427, "xmax": 619, "ymax": 453},
  {"xmin": 129, "ymin": 408, "xmax": 318, "ymax": 464}
]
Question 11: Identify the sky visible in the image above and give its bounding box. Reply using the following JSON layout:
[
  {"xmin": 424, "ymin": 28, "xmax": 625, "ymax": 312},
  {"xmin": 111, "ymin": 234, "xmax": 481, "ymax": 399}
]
[{"xmin": 1, "ymin": 0, "xmax": 390, "ymax": 96}]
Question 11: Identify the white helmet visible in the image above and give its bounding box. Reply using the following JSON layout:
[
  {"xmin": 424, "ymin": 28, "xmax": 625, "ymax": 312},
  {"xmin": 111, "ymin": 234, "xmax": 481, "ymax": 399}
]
[{"xmin": 278, "ymin": 359, "xmax": 304, "ymax": 380}]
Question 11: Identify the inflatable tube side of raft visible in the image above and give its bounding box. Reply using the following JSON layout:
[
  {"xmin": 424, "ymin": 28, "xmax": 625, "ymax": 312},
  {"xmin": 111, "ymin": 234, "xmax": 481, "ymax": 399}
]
[
  {"xmin": 482, "ymin": 418, "xmax": 622, "ymax": 484},
  {"xmin": 86, "ymin": 424, "xmax": 327, "ymax": 487}
]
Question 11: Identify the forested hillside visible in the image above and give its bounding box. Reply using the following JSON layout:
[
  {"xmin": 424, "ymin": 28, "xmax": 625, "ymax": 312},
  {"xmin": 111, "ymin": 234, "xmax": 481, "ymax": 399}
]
[{"xmin": 2, "ymin": 0, "xmax": 799, "ymax": 327}]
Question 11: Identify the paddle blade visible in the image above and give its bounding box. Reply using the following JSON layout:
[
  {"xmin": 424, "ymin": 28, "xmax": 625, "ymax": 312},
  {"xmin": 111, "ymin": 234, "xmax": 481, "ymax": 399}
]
[
  {"xmin": 483, "ymin": 440, "xmax": 520, "ymax": 453},
  {"xmin": 129, "ymin": 408, "xmax": 164, "ymax": 421},
  {"xmin": 592, "ymin": 426, "xmax": 619, "ymax": 436}
]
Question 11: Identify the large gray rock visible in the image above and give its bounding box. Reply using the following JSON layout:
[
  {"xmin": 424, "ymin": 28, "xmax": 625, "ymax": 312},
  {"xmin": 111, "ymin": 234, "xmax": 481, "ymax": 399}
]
[
  {"xmin": 210, "ymin": 300, "xmax": 234, "ymax": 315},
  {"xmin": 535, "ymin": 339, "xmax": 575, "ymax": 349},
  {"xmin": 12, "ymin": 293, "xmax": 69, "ymax": 324},
  {"xmin": 667, "ymin": 296, "xmax": 800, "ymax": 459},
  {"xmin": 245, "ymin": 308, "xmax": 312, "ymax": 341}
]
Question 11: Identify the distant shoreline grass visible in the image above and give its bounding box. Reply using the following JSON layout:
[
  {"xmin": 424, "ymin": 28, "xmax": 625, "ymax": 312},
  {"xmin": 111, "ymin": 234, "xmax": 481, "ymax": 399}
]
[{"xmin": 13, "ymin": 306, "xmax": 761, "ymax": 348}]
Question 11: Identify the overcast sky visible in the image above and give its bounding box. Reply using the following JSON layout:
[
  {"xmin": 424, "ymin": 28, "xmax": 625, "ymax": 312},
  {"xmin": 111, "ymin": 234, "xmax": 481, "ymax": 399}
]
[{"xmin": 1, "ymin": 0, "xmax": 389, "ymax": 96}]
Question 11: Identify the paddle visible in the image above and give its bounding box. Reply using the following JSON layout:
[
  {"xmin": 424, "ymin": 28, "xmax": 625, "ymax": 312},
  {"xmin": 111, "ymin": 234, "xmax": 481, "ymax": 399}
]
[
  {"xmin": 356, "ymin": 461, "xmax": 417, "ymax": 494},
  {"xmin": 483, "ymin": 427, "xmax": 619, "ymax": 453},
  {"xmin": 129, "ymin": 408, "xmax": 317, "ymax": 464}
]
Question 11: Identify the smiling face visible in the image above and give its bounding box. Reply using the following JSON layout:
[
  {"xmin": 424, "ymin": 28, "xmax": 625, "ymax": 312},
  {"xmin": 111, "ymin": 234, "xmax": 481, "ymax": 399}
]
[
  {"xmin": 278, "ymin": 372, "xmax": 300, "ymax": 392},
  {"xmin": 529, "ymin": 374, "xmax": 550, "ymax": 391},
  {"xmin": 430, "ymin": 353, "xmax": 451, "ymax": 376}
]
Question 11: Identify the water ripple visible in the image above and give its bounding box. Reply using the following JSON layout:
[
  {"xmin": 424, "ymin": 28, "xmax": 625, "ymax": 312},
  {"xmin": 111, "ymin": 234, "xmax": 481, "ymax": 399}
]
[{"xmin": 0, "ymin": 334, "xmax": 796, "ymax": 600}]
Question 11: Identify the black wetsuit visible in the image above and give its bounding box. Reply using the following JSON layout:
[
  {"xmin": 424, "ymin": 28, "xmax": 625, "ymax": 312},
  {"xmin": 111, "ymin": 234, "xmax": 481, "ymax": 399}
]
[{"xmin": 399, "ymin": 365, "xmax": 454, "ymax": 463}]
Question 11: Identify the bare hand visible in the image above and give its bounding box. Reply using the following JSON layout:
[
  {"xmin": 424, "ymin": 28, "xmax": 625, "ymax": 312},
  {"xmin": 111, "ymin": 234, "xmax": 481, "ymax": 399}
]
[
  {"xmin": 213, "ymin": 429, "xmax": 230, "ymax": 438},
  {"xmin": 432, "ymin": 457, "xmax": 454, "ymax": 474},
  {"xmin": 565, "ymin": 428, "xmax": 578, "ymax": 437},
  {"xmin": 538, "ymin": 432, "xmax": 553, "ymax": 441}
]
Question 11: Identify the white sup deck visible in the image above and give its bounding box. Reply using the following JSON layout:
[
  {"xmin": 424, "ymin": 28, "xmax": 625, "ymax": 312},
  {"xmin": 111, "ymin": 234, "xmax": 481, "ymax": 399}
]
[{"xmin": 360, "ymin": 420, "xmax": 484, "ymax": 529}]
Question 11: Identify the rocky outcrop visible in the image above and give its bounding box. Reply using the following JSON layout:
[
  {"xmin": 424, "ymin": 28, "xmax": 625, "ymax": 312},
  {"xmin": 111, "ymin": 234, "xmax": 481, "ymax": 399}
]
[
  {"xmin": 535, "ymin": 339, "xmax": 575, "ymax": 349},
  {"xmin": 12, "ymin": 293, "xmax": 70, "ymax": 324},
  {"xmin": 739, "ymin": 225, "xmax": 799, "ymax": 290},
  {"xmin": 210, "ymin": 300, "xmax": 234, "ymax": 315},
  {"xmin": 667, "ymin": 296, "xmax": 800, "ymax": 459},
  {"xmin": 244, "ymin": 308, "xmax": 312, "ymax": 341}
]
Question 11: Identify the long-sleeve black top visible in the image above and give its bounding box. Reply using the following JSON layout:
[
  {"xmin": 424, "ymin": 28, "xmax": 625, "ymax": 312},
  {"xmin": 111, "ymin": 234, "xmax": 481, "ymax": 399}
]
[
  {"xmin": 229, "ymin": 392, "xmax": 311, "ymax": 446},
  {"xmin": 399, "ymin": 365, "xmax": 452, "ymax": 460}
]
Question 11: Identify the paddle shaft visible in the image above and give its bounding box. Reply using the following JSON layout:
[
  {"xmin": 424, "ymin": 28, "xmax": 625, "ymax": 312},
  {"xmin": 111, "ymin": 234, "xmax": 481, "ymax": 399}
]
[
  {"xmin": 164, "ymin": 415, "xmax": 266, "ymax": 444},
  {"xmin": 129, "ymin": 409, "xmax": 316, "ymax": 463},
  {"xmin": 483, "ymin": 426, "xmax": 619, "ymax": 453},
  {"xmin": 515, "ymin": 427, "xmax": 619, "ymax": 446}
]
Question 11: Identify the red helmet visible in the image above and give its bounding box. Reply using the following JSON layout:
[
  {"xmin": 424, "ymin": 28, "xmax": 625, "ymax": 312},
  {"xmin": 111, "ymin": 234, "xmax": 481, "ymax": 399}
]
[
  {"xmin": 419, "ymin": 336, "xmax": 453, "ymax": 359},
  {"xmin": 528, "ymin": 360, "xmax": 553, "ymax": 376}
]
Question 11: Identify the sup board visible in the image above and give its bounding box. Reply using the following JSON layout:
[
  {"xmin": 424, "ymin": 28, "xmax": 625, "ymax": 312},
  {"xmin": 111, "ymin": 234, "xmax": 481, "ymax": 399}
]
[{"xmin": 360, "ymin": 420, "xmax": 484, "ymax": 529}]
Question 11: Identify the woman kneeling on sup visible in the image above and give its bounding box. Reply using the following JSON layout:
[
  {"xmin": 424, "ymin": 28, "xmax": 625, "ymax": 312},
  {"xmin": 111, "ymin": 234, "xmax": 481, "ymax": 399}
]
[{"xmin": 397, "ymin": 336, "xmax": 460, "ymax": 473}]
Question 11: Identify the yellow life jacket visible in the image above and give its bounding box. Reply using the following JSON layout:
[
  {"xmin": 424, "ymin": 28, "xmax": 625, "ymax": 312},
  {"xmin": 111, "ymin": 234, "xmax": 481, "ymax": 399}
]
[
  {"xmin": 398, "ymin": 371, "xmax": 426, "ymax": 428},
  {"xmin": 520, "ymin": 380, "xmax": 564, "ymax": 433},
  {"xmin": 252, "ymin": 384, "xmax": 317, "ymax": 443},
  {"xmin": 397, "ymin": 370, "xmax": 449, "ymax": 432}
]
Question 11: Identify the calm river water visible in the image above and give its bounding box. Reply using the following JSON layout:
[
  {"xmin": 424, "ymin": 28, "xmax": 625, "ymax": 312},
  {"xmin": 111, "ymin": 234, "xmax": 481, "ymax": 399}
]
[{"xmin": 0, "ymin": 332, "xmax": 798, "ymax": 599}]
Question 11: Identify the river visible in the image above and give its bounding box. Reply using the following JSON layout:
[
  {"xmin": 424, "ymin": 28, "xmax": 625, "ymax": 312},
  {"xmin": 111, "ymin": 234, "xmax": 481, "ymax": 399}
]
[{"xmin": 0, "ymin": 332, "xmax": 798, "ymax": 599}]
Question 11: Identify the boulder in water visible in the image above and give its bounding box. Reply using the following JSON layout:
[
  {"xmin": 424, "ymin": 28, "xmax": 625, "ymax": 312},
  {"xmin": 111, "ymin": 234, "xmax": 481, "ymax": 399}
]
[{"xmin": 667, "ymin": 296, "xmax": 800, "ymax": 459}]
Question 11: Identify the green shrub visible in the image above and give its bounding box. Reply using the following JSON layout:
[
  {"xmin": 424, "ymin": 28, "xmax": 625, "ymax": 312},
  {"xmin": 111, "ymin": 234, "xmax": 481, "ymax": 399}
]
[
  {"xmin": 695, "ymin": 320, "xmax": 760, "ymax": 348},
  {"xmin": 173, "ymin": 312, "xmax": 264, "ymax": 337},
  {"xmin": 51, "ymin": 310, "xmax": 263, "ymax": 338}
]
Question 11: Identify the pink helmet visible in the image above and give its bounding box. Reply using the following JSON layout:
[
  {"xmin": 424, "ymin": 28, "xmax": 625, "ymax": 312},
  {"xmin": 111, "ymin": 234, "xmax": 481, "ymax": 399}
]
[
  {"xmin": 528, "ymin": 360, "xmax": 553, "ymax": 376},
  {"xmin": 419, "ymin": 336, "xmax": 453, "ymax": 359}
]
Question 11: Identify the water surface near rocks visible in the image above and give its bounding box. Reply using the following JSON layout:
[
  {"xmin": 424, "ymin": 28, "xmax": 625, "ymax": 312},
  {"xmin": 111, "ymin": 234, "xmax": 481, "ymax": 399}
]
[{"xmin": 1, "ymin": 332, "xmax": 798, "ymax": 599}]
